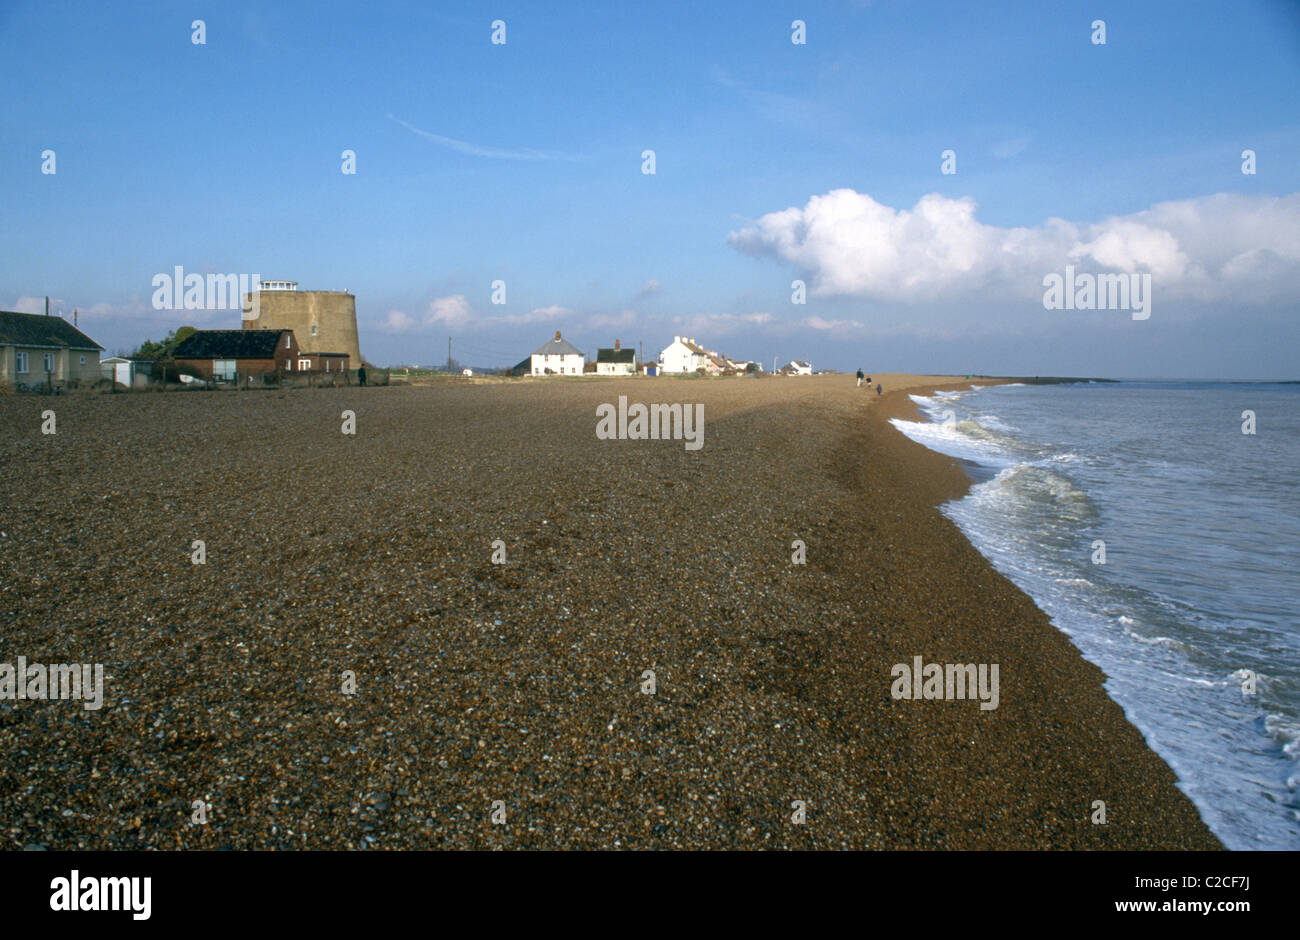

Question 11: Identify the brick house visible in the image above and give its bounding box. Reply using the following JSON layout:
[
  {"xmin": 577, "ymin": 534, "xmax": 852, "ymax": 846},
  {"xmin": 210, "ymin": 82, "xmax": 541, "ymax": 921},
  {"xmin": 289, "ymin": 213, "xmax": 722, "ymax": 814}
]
[{"xmin": 172, "ymin": 329, "xmax": 302, "ymax": 381}]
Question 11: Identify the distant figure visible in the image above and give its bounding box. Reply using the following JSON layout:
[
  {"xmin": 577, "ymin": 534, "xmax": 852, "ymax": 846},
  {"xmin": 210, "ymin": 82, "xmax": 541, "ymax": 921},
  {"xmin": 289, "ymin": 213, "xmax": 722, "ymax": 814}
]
[
  {"xmin": 876, "ymin": 383, "xmax": 882, "ymax": 395},
  {"xmin": 856, "ymin": 368, "xmax": 864, "ymax": 387},
  {"xmin": 866, "ymin": 376, "xmax": 872, "ymax": 385},
  {"xmin": 358, "ymin": 365, "xmax": 367, "ymax": 387}
]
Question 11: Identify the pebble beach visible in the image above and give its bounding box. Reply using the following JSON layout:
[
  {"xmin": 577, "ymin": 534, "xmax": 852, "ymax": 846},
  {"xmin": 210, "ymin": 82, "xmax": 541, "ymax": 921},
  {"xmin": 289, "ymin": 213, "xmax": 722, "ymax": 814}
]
[{"xmin": 0, "ymin": 375, "xmax": 1221, "ymax": 850}]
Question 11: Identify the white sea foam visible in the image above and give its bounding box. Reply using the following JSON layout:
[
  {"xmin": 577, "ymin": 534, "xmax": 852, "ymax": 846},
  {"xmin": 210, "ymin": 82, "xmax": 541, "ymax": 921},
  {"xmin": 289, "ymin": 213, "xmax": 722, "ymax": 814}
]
[{"xmin": 905, "ymin": 380, "xmax": 1300, "ymax": 849}]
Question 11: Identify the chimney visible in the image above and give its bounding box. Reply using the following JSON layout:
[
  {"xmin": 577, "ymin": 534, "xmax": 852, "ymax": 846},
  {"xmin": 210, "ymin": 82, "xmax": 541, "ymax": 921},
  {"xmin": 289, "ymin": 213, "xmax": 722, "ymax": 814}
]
[
  {"xmin": 555, "ymin": 330, "xmax": 561, "ymax": 340},
  {"xmin": 73, "ymin": 307, "xmax": 78, "ymax": 327},
  {"xmin": 45, "ymin": 296, "xmax": 49, "ymax": 316},
  {"xmin": 614, "ymin": 339, "xmax": 620, "ymax": 351}
]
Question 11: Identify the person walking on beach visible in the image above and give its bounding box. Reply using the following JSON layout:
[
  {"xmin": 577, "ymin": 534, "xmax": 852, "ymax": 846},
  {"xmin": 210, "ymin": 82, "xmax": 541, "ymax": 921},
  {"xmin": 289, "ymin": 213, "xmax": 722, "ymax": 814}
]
[
  {"xmin": 856, "ymin": 368, "xmax": 864, "ymax": 387},
  {"xmin": 876, "ymin": 383, "xmax": 882, "ymax": 395},
  {"xmin": 357, "ymin": 365, "xmax": 367, "ymax": 387}
]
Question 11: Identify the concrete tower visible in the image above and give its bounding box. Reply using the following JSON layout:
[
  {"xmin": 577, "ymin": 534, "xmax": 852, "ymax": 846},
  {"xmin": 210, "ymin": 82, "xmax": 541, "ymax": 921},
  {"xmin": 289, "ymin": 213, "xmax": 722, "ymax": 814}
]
[{"xmin": 242, "ymin": 280, "xmax": 363, "ymax": 367}]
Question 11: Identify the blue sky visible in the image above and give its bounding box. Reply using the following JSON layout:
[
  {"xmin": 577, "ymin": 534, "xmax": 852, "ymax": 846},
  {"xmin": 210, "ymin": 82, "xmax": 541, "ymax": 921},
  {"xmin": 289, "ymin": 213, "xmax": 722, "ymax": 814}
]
[{"xmin": 3, "ymin": 0, "xmax": 1298, "ymax": 377}]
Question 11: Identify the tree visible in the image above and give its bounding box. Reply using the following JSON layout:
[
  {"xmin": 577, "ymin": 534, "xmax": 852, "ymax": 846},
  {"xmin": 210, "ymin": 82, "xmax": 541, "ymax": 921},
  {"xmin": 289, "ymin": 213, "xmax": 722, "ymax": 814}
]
[{"xmin": 132, "ymin": 325, "xmax": 197, "ymax": 362}]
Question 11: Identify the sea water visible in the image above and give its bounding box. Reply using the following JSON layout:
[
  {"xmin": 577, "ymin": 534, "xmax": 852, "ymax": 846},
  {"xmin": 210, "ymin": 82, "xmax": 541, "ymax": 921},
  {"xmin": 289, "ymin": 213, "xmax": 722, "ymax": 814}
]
[{"xmin": 892, "ymin": 381, "xmax": 1300, "ymax": 850}]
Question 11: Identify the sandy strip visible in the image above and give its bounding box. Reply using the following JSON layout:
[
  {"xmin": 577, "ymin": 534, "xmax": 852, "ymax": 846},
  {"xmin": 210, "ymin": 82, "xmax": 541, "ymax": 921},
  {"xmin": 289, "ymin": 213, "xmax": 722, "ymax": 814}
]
[{"xmin": 0, "ymin": 375, "xmax": 1220, "ymax": 848}]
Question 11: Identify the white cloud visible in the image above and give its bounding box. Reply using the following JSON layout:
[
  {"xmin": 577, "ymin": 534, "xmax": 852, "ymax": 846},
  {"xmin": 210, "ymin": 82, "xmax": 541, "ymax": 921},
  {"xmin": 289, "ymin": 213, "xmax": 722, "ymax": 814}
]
[
  {"xmin": 514, "ymin": 304, "xmax": 568, "ymax": 324},
  {"xmin": 729, "ymin": 189, "xmax": 1300, "ymax": 305},
  {"xmin": 801, "ymin": 316, "xmax": 865, "ymax": 331},
  {"xmin": 13, "ymin": 296, "xmax": 53, "ymax": 314},
  {"xmin": 674, "ymin": 311, "xmax": 775, "ymax": 336},
  {"xmin": 636, "ymin": 278, "xmax": 662, "ymax": 298},
  {"xmin": 382, "ymin": 309, "xmax": 418, "ymax": 332},
  {"xmin": 380, "ymin": 296, "xmax": 575, "ymax": 333},
  {"xmin": 585, "ymin": 309, "xmax": 637, "ymax": 331},
  {"xmin": 428, "ymin": 294, "xmax": 474, "ymax": 328}
]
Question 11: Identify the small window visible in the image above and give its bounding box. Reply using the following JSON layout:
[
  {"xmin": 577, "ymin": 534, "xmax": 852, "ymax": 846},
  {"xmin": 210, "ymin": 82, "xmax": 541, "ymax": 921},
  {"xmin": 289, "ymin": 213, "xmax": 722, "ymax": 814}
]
[
  {"xmin": 43, "ymin": 353, "xmax": 54, "ymax": 372},
  {"xmin": 284, "ymin": 334, "xmax": 291, "ymax": 348},
  {"xmin": 311, "ymin": 325, "xmax": 317, "ymax": 335},
  {"xmin": 80, "ymin": 355, "xmax": 86, "ymax": 365},
  {"xmin": 16, "ymin": 351, "xmax": 28, "ymax": 373}
]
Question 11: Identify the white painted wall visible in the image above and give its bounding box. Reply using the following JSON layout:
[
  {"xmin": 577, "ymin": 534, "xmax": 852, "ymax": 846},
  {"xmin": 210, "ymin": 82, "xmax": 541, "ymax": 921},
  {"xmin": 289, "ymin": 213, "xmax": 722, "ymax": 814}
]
[
  {"xmin": 531, "ymin": 352, "xmax": 584, "ymax": 375},
  {"xmin": 659, "ymin": 336, "xmax": 705, "ymax": 373}
]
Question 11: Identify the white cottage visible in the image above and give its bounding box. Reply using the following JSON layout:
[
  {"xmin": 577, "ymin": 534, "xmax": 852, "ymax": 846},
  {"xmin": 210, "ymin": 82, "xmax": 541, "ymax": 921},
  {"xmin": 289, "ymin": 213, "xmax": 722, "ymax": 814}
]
[
  {"xmin": 595, "ymin": 339, "xmax": 636, "ymax": 375},
  {"xmin": 530, "ymin": 330, "xmax": 585, "ymax": 376},
  {"xmin": 658, "ymin": 335, "xmax": 710, "ymax": 374}
]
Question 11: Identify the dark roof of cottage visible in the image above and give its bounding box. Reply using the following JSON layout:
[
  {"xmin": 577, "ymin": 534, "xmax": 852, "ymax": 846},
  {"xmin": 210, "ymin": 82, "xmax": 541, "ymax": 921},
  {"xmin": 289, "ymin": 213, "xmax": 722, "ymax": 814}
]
[
  {"xmin": 596, "ymin": 347, "xmax": 636, "ymax": 363},
  {"xmin": 531, "ymin": 334, "xmax": 583, "ymax": 357},
  {"xmin": 0, "ymin": 311, "xmax": 103, "ymax": 350},
  {"xmin": 173, "ymin": 329, "xmax": 291, "ymax": 359}
]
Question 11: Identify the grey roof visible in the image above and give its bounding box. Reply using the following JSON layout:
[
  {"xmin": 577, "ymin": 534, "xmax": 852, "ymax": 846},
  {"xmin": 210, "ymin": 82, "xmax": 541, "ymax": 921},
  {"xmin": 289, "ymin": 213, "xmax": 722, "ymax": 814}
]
[
  {"xmin": 0, "ymin": 311, "xmax": 103, "ymax": 350},
  {"xmin": 174, "ymin": 329, "xmax": 291, "ymax": 359},
  {"xmin": 531, "ymin": 334, "xmax": 583, "ymax": 357},
  {"xmin": 596, "ymin": 347, "xmax": 636, "ymax": 364}
]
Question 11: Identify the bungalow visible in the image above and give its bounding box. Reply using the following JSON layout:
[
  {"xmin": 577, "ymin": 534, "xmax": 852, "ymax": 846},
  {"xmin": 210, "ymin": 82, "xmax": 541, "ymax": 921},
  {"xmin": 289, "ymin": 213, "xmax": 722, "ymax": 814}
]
[
  {"xmin": 595, "ymin": 339, "xmax": 636, "ymax": 375},
  {"xmin": 529, "ymin": 330, "xmax": 584, "ymax": 376},
  {"xmin": 659, "ymin": 335, "xmax": 709, "ymax": 374},
  {"xmin": 782, "ymin": 360, "xmax": 814, "ymax": 376},
  {"xmin": 0, "ymin": 310, "xmax": 104, "ymax": 389}
]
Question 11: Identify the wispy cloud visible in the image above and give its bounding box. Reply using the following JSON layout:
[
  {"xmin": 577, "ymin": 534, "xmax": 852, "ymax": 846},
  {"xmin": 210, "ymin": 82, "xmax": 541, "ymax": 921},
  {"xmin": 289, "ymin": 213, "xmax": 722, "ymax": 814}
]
[
  {"xmin": 387, "ymin": 114, "xmax": 582, "ymax": 162},
  {"xmin": 710, "ymin": 66, "xmax": 832, "ymax": 130},
  {"xmin": 585, "ymin": 309, "xmax": 638, "ymax": 331},
  {"xmin": 382, "ymin": 295, "xmax": 575, "ymax": 333},
  {"xmin": 673, "ymin": 311, "xmax": 775, "ymax": 336},
  {"xmin": 801, "ymin": 316, "xmax": 865, "ymax": 331},
  {"xmin": 991, "ymin": 135, "xmax": 1032, "ymax": 159}
]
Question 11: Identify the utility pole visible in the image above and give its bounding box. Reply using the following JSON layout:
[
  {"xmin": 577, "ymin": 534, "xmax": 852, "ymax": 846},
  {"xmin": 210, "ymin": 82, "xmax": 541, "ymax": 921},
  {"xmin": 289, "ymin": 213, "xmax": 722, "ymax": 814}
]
[
  {"xmin": 447, "ymin": 336, "xmax": 452, "ymax": 373},
  {"xmin": 773, "ymin": 355, "xmax": 778, "ymax": 374}
]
